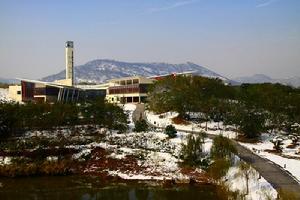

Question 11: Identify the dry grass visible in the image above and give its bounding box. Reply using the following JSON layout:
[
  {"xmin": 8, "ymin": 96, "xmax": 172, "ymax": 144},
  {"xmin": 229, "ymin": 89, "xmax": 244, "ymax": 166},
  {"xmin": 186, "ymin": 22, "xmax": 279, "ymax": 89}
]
[{"xmin": 171, "ymin": 116, "xmax": 190, "ymax": 125}]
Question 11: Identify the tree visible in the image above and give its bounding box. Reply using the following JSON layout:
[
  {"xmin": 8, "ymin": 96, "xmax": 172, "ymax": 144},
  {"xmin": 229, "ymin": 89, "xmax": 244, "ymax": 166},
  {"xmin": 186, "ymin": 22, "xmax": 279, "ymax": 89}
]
[
  {"xmin": 181, "ymin": 133, "xmax": 209, "ymax": 167},
  {"xmin": 104, "ymin": 103, "xmax": 128, "ymax": 133},
  {"xmin": 0, "ymin": 102, "xmax": 20, "ymax": 137},
  {"xmin": 271, "ymin": 136, "xmax": 284, "ymax": 152},
  {"xmin": 237, "ymin": 162, "xmax": 255, "ymax": 196},
  {"xmin": 211, "ymin": 135, "xmax": 237, "ymax": 160},
  {"xmin": 208, "ymin": 135, "xmax": 237, "ymax": 183},
  {"xmin": 239, "ymin": 110, "xmax": 266, "ymax": 138},
  {"xmin": 289, "ymin": 134, "xmax": 299, "ymax": 145},
  {"xmin": 164, "ymin": 125, "xmax": 177, "ymax": 138}
]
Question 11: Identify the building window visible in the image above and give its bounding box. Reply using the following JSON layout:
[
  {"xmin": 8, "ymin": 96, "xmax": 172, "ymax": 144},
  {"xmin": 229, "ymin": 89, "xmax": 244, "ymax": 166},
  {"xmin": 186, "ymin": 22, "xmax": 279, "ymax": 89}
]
[
  {"xmin": 126, "ymin": 80, "xmax": 132, "ymax": 85},
  {"xmin": 133, "ymin": 97, "xmax": 139, "ymax": 102},
  {"xmin": 133, "ymin": 79, "xmax": 139, "ymax": 84},
  {"xmin": 17, "ymin": 91, "xmax": 21, "ymax": 95}
]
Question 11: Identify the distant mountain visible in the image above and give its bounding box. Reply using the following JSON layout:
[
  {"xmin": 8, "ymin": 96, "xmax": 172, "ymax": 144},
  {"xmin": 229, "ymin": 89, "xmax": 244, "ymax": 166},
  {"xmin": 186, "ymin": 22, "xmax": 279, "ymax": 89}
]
[
  {"xmin": 233, "ymin": 74, "xmax": 273, "ymax": 84},
  {"xmin": 42, "ymin": 59, "xmax": 235, "ymax": 84},
  {"xmin": 0, "ymin": 77, "xmax": 18, "ymax": 84},
  {"xmin": 233, "ymin": 74, "xmax": 300, "ymax": 88}
]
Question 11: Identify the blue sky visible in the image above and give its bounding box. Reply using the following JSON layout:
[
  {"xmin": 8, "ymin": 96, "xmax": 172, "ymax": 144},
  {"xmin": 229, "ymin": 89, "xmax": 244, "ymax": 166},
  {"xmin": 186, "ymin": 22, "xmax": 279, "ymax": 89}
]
[{"xmin": 0, "ymin": 0, "xmax": 299, "ymax": 79}]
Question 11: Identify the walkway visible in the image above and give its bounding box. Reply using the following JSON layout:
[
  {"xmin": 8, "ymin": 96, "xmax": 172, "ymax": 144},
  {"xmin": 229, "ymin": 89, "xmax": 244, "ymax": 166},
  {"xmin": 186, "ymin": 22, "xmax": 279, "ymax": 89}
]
[
  {"xmin": 233, "ymin": 141, "xmax": 300, "ymax": 198},
  {"xmin": 132, "ymin": 103, "xmax": 145, "ymax": 123}
]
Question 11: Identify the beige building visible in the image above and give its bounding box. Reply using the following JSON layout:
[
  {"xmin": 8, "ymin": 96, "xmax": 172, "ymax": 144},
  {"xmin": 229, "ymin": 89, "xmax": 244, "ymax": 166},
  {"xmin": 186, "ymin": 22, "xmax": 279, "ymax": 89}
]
[
  {"xmin": 8, "ymin": 85, "xmax": 22, "ymax": 102},
  {"xmin": 106, "ymin": 76, "xmax": 155, "ymax": 104}
]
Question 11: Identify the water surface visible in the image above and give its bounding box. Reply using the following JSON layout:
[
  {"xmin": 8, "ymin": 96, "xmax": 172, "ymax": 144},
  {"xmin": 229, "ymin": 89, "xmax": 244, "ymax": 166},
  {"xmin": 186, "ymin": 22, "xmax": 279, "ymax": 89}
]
[{"xmin": 0, "ymin": 176, "xmax": 221, "ymax": 200}]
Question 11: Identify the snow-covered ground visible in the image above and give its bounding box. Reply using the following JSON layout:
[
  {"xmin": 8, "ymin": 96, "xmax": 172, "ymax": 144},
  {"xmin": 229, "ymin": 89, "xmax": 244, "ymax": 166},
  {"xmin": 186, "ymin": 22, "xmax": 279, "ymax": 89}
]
[
  {"xmin": 145, "ymin": 111, "xmax": 237, "ymax": 138},
  {"xmin": 145, "ymin": 111, "xmax": 300, "ymax": 185},
  {"xmin": 225, "ymin": 158, "xmax": 277, "ymax": 200},
  {"xmin": 145, "ymin": 110, "xmax": 278, "ymax": 199},
  {"xmin": 240, "ymin": 133, "xmax": 300, "ymax": 182},
  {"xmin": 122, "ymin": 103, "xmax": 136, "ymax": 129},
  {"xmin": 68, "ymin": 130, "xmax": 276, "ymax": 199},
  {"xmin": 0, "ymin": 88, "xmax": 10, "ymax": 102}
]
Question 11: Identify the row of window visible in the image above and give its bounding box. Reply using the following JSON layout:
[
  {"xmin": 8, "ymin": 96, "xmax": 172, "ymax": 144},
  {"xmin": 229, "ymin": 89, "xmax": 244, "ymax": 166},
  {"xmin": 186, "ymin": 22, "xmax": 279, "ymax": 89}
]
[
  {"xmin": 114, "ymin": 79, "xmax": 139, "ymax": 86},
  {"xmin": 109, "ymin": 84, "xmax": 149, "ymax": 94}
]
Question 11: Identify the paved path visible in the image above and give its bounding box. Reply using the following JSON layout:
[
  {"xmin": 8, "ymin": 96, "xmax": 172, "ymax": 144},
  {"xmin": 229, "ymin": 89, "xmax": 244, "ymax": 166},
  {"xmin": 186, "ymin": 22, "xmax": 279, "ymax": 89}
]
[
  {"xmin": 233, "ymin": 141, "xmax": 300, "ymax": 198},
  {"xmin": 137, "ymin": 107, "xmax": 300, "ymax": 198},
  {"xmin": 132, "ymin": 103, "xmax": 146, "ymax": 123}
]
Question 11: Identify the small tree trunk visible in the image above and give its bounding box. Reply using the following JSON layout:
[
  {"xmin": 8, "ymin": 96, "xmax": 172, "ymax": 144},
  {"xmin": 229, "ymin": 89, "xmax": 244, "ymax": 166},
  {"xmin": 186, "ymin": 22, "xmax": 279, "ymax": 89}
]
[{"xmin": 246, "ymin": 173, "xmax": 249, "ymax": 195}]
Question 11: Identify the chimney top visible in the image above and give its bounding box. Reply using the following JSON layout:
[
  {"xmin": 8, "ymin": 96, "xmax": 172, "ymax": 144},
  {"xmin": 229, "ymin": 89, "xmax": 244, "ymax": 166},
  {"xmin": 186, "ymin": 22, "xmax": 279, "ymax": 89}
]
[{"xmin": 65, "ymin": 41, "xmax": 73, "ymax": 48}]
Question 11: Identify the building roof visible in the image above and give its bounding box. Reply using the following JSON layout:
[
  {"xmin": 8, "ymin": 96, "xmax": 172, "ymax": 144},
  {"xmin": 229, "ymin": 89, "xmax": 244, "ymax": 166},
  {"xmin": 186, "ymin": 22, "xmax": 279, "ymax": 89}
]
[
  {"xmin": 147, "ymin": 70, "xmax": 197, "ymax": 79},
  {"xmin": 108, "ymin": 76, "xmax": 146, "ymax": 82},
  {"xmin": 76, "ymin": 83, "xmax": 110, "ymax": 90},
  {"xmin": 108, "ymin": 76, "xmax": 154, "ymax": 85},
  {"xmin": 17, "ymin": 78, "xmax": 82, "ymax": 89}
]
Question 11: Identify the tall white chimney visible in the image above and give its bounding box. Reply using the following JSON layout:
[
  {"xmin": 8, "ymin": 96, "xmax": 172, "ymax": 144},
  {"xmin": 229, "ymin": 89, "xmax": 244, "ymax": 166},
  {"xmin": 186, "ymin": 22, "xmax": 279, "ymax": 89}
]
[{"xmin": 65, "ymin": 41, "xmax": 74, "ymax": 86}]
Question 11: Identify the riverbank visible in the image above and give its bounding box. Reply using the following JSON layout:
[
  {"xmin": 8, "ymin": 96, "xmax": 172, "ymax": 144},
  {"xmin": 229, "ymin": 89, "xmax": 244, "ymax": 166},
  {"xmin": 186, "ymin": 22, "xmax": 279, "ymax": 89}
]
[{"xmin": 0, "ymin": 126, "xmax": 212, "ymax": 184}]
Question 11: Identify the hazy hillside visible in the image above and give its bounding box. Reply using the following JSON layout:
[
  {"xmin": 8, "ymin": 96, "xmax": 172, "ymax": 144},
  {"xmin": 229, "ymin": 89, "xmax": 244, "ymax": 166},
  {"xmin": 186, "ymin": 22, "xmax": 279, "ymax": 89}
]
[
  {"xmin": 233, "ymin": 74, "xmax": 300, "ymax": 87},
  {"xmin": 0, "ymin": 77, "xmax": 18, "ymax": 84}
]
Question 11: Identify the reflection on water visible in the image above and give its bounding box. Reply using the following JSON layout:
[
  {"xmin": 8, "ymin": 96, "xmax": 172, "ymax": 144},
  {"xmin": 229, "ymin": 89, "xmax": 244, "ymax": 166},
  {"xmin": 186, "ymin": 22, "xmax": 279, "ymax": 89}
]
[{"xmin": 0, "ymin": 176, "xmax": 220, "ymax": 200}]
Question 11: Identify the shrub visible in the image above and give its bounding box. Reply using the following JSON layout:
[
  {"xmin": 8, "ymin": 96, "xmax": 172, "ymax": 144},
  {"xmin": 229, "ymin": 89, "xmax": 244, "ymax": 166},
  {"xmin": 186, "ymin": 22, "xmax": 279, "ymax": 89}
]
[
  {"xmin": 271, "ymin": 136, "xmax": 284, "ymax": 152},
  {"xmin": 0, "ymin": 160, "xmax": 74, "ymax": 177},
  {"xmin": 208, "ymin": 158, "xmax": 231, "ymax": 181},
  {"xmin": 278, "ymin": 189, "xmax": 298, "ymax": 200},
  {"xmin": 133, "ymin": 119, "xmax": 148, "ymax": 132},
  {"xmin": 164, "ymin": 125, "xmax": 177, "ymax": 138}
]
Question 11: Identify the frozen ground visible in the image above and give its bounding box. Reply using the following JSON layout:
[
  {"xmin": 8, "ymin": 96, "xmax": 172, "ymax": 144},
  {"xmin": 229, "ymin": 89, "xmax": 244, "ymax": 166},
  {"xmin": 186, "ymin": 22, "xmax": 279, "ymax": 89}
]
[{"xmin": 0, "ymin": 88, "xmax": 10, "ymax": 102}]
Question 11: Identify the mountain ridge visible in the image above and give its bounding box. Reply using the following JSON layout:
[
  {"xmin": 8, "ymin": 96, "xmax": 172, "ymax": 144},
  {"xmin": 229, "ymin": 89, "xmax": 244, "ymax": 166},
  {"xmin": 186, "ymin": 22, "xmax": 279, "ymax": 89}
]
[{"xmin": 41, "ymin": 59, "xmax": 234, "ymax": 84}]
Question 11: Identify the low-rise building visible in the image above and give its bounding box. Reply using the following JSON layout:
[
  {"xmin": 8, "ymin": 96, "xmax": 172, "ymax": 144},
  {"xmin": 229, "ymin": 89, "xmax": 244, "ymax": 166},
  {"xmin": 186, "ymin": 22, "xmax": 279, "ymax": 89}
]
[{"xmin": 18, "ymin": 79, "xmax": 83, "ymax": 103}]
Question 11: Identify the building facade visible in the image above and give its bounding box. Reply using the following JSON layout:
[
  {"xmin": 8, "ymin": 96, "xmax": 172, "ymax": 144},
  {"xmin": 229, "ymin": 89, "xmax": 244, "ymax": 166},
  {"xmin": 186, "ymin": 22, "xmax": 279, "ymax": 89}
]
[
  {"xmin": 17, "ymin": 79, "xmax": 83, "ymax": 103},
  {"xmin": 106, "ymin": 76, "xmax": 154, "ymax": 104}
]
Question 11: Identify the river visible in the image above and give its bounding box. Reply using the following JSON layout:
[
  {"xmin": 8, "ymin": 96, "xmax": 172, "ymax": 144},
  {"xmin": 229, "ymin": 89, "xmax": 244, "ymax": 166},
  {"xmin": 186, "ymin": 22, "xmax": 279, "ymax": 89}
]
[{"xmin": 0, "ymin": 176, "xmax": 221, "ymax": 200}]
